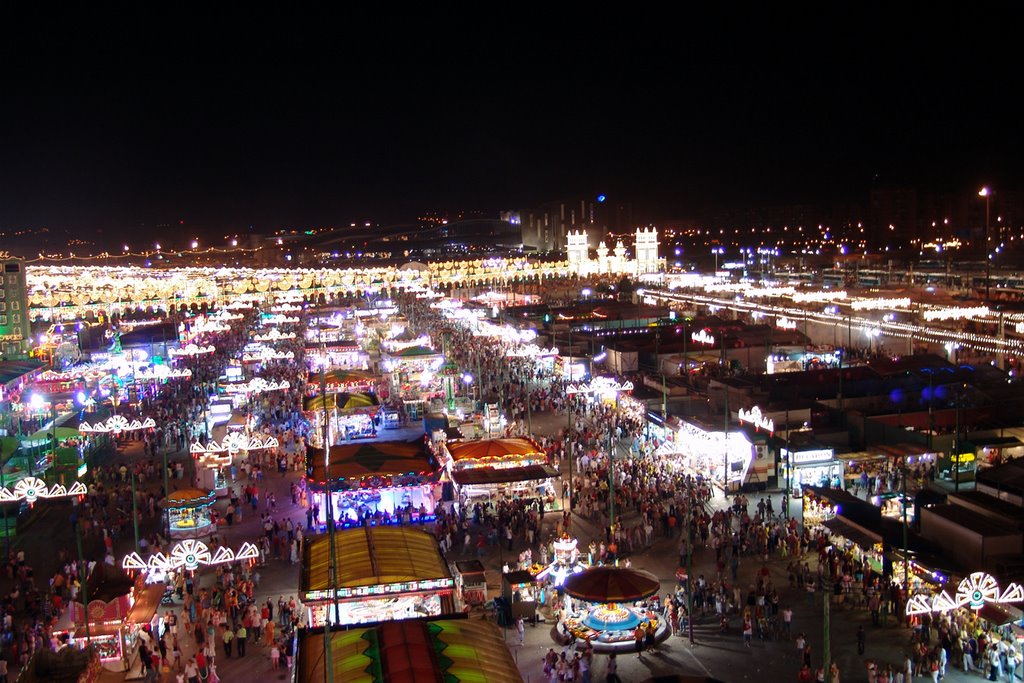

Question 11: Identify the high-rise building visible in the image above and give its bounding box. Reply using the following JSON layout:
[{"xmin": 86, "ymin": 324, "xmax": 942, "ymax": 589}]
[{"xmin": 0, "ymin": 256, "xmax": 30, "ymax": 359}]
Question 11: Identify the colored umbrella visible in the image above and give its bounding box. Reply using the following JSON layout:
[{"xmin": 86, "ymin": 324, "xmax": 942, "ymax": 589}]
[{"xmin": 563, "ymin": 566, "xmax": 661, "ymax": 603}]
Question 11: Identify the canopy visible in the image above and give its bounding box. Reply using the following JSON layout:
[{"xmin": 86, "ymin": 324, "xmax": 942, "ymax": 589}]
[
  {"xmin": 304, "ymin": 391, "xmax": 380, "ymax": 414},
  {"xmin": 306, "ymin": 440, "xmax": 436, "ymax": 485},
  {"xmin": 392, "ymin": 345, "xmax": 438, "ymax": 359},
  {"xmin": 563, "ymin": 566, "xmax": 661, "ymax": 603},
  {"xmin": 445, "ymin": 437, "xmax": 544, "ymax": 464},
  {"xmin": 452, "ymin": 464, "xmax": 558, "ymax": 487},
  {"xmin": 297, "ymin": 619, "xmax": 521, "ymax": 683},
  {"xmin": 322, "ymin": 369, "xmax": 378, "ymax": 386},
  {"xmin": 166, "ymin": 488, "xmax": 216, "ymax": 508},
  {"xmin": 303, "ymin": 526, "xmax": 449, "ymax": 594}
]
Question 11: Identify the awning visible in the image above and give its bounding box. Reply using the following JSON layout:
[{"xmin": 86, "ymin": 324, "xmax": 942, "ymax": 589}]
[
  {"xmin": 452, "ymin": 464, "xmax": 558, "ymax": 487},
  {"xmin": 975, "ymin": 437, "xmax": 1023, "ymax": 449},
  {"xmin": 125, "ymin": 583, "xmax": 166, "ymax": 625},
  {"xmin": 822, "ymin": 517, "xmax": 881, "ymax": 550},
  {"xmin": 75, "ymin": 622, "xmax": 122, "ymax": 638}
]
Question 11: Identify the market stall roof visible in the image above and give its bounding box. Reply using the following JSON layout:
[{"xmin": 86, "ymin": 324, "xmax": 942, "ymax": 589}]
[
  {"xmin": 391, "ymin": 345, "xmax": 439, "ymax": 358},
  {"xmin": 452, "ymin": 464, "xmax": 558, "ymax": 487},
  {"xmin": 822, "ymin": 517, "xmax": 882, "ymax": 550},
  {"xmin": 297, "ymin": 618, "xmax": 522, "ymax": 683},
  {"xmin": 304, "ymin": 391, "xmax": 380, "ymax": 413},
  {"xmin": 166, "ymin": 488, "xmax": 216, "ymax": 508},
  {"xmin": 0, "ymin": 359, "xmax": 45, "ymax": 386},
  {"xmin": 445, "ymin": 437, "xmax": 544, "ymax": 464},
  {"xmin": 303, "ymin": 526, "xmax": 450, "ymax": 593},
  {"xmin": 973, "ymin": 436, "xmax": 1023, "ymax": 449},
  {"xmin": 306, "ymin": 440, "xmax": 436, "ymax": 483},
  {"xmin": 503, "ymin": 569, "xmax": 535, "ymax": 586},
  {"xmin": 563, "ymin": 566, "xmax": 661, "ymax": 603},
  {"xmin": 978, "ymin": 604, "xmax": 1016, "ymax": 626},
  {"xmin": 125, "ymin": 583, "xmax": 166, "ymax": 625},
  {"xmin": 322, "ymin": 369, "xmax": 378, "ymax": 385}
]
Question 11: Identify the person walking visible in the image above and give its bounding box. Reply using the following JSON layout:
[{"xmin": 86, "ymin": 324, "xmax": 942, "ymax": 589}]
[
  {"xmin": 605, "ymin": 653, "xmax": 621, "ymax": 683},
  {"xmin": 515, "ymin": 617, "xmax": 525, "ymax": 646},
  {"xmin": 221, "ymin": 625, "xmax": 234, "ymax": 658},
  {"xmin": 857, "ymin": 626, "xmax": 866, "ymax": 655},
  {"xmin": 236, "ymin": 623, "xmax": 247, "ymax": 656},
  {"xmin": 633, "ymin": 624, "xmax": 645, "ymax": 659}
]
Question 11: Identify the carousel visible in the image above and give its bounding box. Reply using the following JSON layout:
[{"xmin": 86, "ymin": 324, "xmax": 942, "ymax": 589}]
[
  {"xmin": 165, "ymin": 488, "xmax": 216, "ymax": 539},
  {"xmin": 558, "ymin": 565, "xmax": 668, "ymax": 652}
]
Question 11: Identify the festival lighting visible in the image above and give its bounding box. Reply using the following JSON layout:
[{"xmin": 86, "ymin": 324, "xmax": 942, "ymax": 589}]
[
  {"xmin": 190, "ymin": 434, "xmax": 280, "ymax": 457},
  {"xmin": 134, "ymin": 367, "xmax": 193, "ymax": 381},
  {"xmin": 122, "ymin": 539, "xmax": 260, "ymax": 573},
  {"xmin": 921, "ymin": 306, "xmax": 990, "ymax": 322},
  {"xmin": 169, "ymin": 343, "xmax": 216, "ymax": 357},
  {"xmin": 241, "ymin": 349, "xmax": 295, "ymax": 363},
  {"xmin": 221, "ymin": 378, "xmax": 291, "ymax": 395},
  {"xmin": 79, "ymin": 415, "xmax": 156, "ymax": 433},
  {"xmin": 905, "ymin": 572, "xmax": 1024, "ymax": 616},
  {"xmin": 253, "ymin": 328, "xmax": 297, "ymax": 342},
  {"xmin": 850, "ymin": 297, "xmax": 912, "ymax": 311},
  {"xmin": 0, "ymin": 478, "xmax": 88, "ymax": 504}
]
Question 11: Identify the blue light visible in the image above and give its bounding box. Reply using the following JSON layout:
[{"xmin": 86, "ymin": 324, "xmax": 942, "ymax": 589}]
[{"xmin": 596, "ymin": 194, "xmax": 606, "ymax": 203}]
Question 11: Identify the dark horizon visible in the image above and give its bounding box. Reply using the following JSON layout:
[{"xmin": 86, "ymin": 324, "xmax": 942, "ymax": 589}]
[{"xmin": 1, "ymin": 11, "xmax": 1020, "ymax": 243}]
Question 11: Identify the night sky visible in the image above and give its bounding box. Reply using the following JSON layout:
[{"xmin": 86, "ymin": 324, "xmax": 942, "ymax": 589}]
[{"xmin": 1, "ymin": 10, "xmax": 1020, "ymax": 243}]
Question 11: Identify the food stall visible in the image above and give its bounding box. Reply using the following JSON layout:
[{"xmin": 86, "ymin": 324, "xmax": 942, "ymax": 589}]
[
  {"xmin": 305, "ymin": 440, "xmax": 441, "ymax": 528},
  {"xmin": 453, "ymin": 560, "xmax": 488, "ymax": 607},
  {"xmin": 54, "ymin": 564, "xmax": 134, "ymax": 671},
  {"xmin": 166, "ymin": 488, "xmax": 216, "ymax": 539},
  {"xmin": 304, "ymin": 392, "xmax": 381, "ymax": 441},
  {"xmin": 443, "ymin": 437, "xmax": 560, "ymax": 511},
  {"xmin": 301, "ymin": 526, "xmax": 457, "ymax": 628},
  {"xmin": 783, "ymin": 446, "xmax": 842, "ymax": 497},
  {"xmin": 503, "ymin": 569, "xmax": 539, "ymax": 622},
  {"xmin": 673, "ymin": 417, "xmax": 756, "ymax": 493},
  {"xmin": 802, "ymin": 488, "xmax": 838, "ymax": 529}
]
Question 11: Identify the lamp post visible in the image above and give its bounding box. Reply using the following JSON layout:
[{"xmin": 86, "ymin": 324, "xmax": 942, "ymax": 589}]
[{"xmin": 979, "ymin": 187, "xmax": 991, "ymax": 300}]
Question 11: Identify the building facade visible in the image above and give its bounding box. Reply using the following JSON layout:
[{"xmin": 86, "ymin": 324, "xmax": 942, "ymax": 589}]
[{"xmin": 0, "ymin": 256, "xmax": 29, "ymax": 359}]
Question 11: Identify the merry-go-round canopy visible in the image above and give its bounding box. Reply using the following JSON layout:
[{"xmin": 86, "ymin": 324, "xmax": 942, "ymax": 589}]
[
  {"xmin": 166, "ymin": 488, "xmax": 216, "ymax": 509},
  {"xmin": 306, "ymin": 440, "xmax": 438, "ymax": 488},
  {"xmin": 563, "ymin": 566, "xmax": 662, "ymax": 603}
]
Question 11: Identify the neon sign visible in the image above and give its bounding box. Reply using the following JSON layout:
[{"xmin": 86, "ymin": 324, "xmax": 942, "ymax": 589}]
[
  {"xmin": 79, "ymin": 415, "xmax": 156, "ymax": 434},
  {"xmin": 905, "ymin": 572, "xmax": 1024, "ymax": 616},
  {"xmin": 738, "ymin": 406, "xmax": 775, "ymax": 434},
  {"xmin": 691, "ymin": 330, "xmax": 715, "ymax": 345},
  {"xmin": 0, "ymin": 478, "xmax": 88, "ymax": 504}
]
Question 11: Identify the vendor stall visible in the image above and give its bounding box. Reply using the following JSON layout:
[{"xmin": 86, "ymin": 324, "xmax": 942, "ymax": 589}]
[
  {"xmin": 821, "ymin": 516, "xmax": 885, "ymax": 575},
  {"xmin": 301, "ymin": 526, "xmax": 457, "ymax": 628},
  {"xmin": 503, "ymin": 569, "xmax": 539, "ymax": 622},
  {"xmin": 443, "ymin": 438, "xmax": 560, "ymax": 511},
  {"xmin": 784, "ymin": 446, "xmax": 842, "ymax": 497},
  {"xmin": 453, "ymin": 560, "xmax": 488, "ymax": 607},
  {"xmin": 305, "ymin": 440, "xmax": 440, "ymax": 528},
  {"xmin": 559, "ymin": 566, "xmax": 668, "ymax": 653},
  {"xmin": 165, "ymin": 488, "xmax": 216, "ymax": 539}
]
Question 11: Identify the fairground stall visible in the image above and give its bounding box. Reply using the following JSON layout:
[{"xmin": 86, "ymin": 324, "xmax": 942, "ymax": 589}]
[
  {"xmin": 382, "ymin": 345, "xmax": 445, "ymax": 409},
  {"xmin": 304, "ymin": 391, "xmax": 381, "ymax": 441},
  {"xmin": 783, "ymin": 445, "xmax": 842, "ymax": 497},
  {"xmin": 305, "ymin": 440, "xmax": 440, "ymax": 528},
  {"xmin": 165, "ymin": 488, "xmax": 216, "ymax": 539},
  {"xmin": 442, "ymin": 437, "xmax": 559, "ymax": 511},
  {"xmin": 301, "ymin": 526, "xmax": 457, "ymax": 628},
  {"xmin": 305, "ymin": 338, "xmax": 370, "ymax": 371},
  {"xmin": 453, "ymin": 560, "xmax": 488, "ymax": 607},
  {"xmin": 190, "ymin": 430, "xmax": 279, "ymax": 497},
  {"xmin": 672, "ymin": 417, "xmax": 756, "ymax": 493},
  {"xmin": 559, "ymin": 566, "xmax": 668, "ymax": 653},
  {"xmin": 295, "ymin": 618, "xmax": 521, "ymax": 683}
]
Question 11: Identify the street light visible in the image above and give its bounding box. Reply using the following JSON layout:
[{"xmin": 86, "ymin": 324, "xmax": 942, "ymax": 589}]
[{"xmin": 980, "ymin": 187, "xmax": 991, "ymax": 300}]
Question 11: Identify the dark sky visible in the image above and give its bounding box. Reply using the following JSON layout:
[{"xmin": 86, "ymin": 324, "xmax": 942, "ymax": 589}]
[{"xmin": 1, "ymin": 8, "xmax": 1020, "ymax": 243}]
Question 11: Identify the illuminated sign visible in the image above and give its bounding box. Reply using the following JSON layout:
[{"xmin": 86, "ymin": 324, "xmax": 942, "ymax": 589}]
[
  {"xmin": 791, "ymin": 449, "xmax": 834, "ymax": 465},
  {"xmin": 691, "ymin": 330, "xmax": 715, "ymax": 345},
  {"xmin": 951, "ymin": 452, "xmax": 976, "ymax": 464},
  {"xmin": 906, "ymin": 572, "xmax": 1024, "ymax": 616},
  {"xmin": 0, "ymin": 477, "xmax": 88, "ymax": 504},
  {"xmin": 303, "ymin": 577, "xmax": 454, "ymax": 602},
  {"xmin": 738, "ymin": 406, "xmax": 775, "ymax": 433},
  {"xmin": 776, "ymin": 317, "xmax": 797, "ymax": 330},
  {"xmin": 79, "ymin": 415, "xmax": 156, "ymax": 434},
  {"xmin": 122, "ymin": 539, "xmax": 260, "ymax": 573}
]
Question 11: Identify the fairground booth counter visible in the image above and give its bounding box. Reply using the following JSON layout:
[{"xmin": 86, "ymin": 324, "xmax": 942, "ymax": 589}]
[
  {"xmin": 803, "ymin": 486, "xmax": 887, "ymax": 576},
  {"xmin": 672, "ymin": 417, "xmax": 757, "ymax": 493},
  {"xmin": 54, "ymin": 565, "xmax": 165, "ymax": 673},
  {"xmin": 305, "ymin": 440, "xmax": 440, "ymax": 528},
  {"xmin": 301, "ymin": 526, "xmax": 457, "ymax": 628},
  {"xmin": 294, "ymin": 618, "xmax": 521, "ymax": 683},
  {"xmin": 441, "ymin": 437, "xmax": 559, "ymax": 511},
  {"xmin": 305, "ymin": 339, "xmax": 370, "ymax": 370},
  {"xmin": 305, "ymin": 391, "xmax": 382, "ymax": 441}
]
